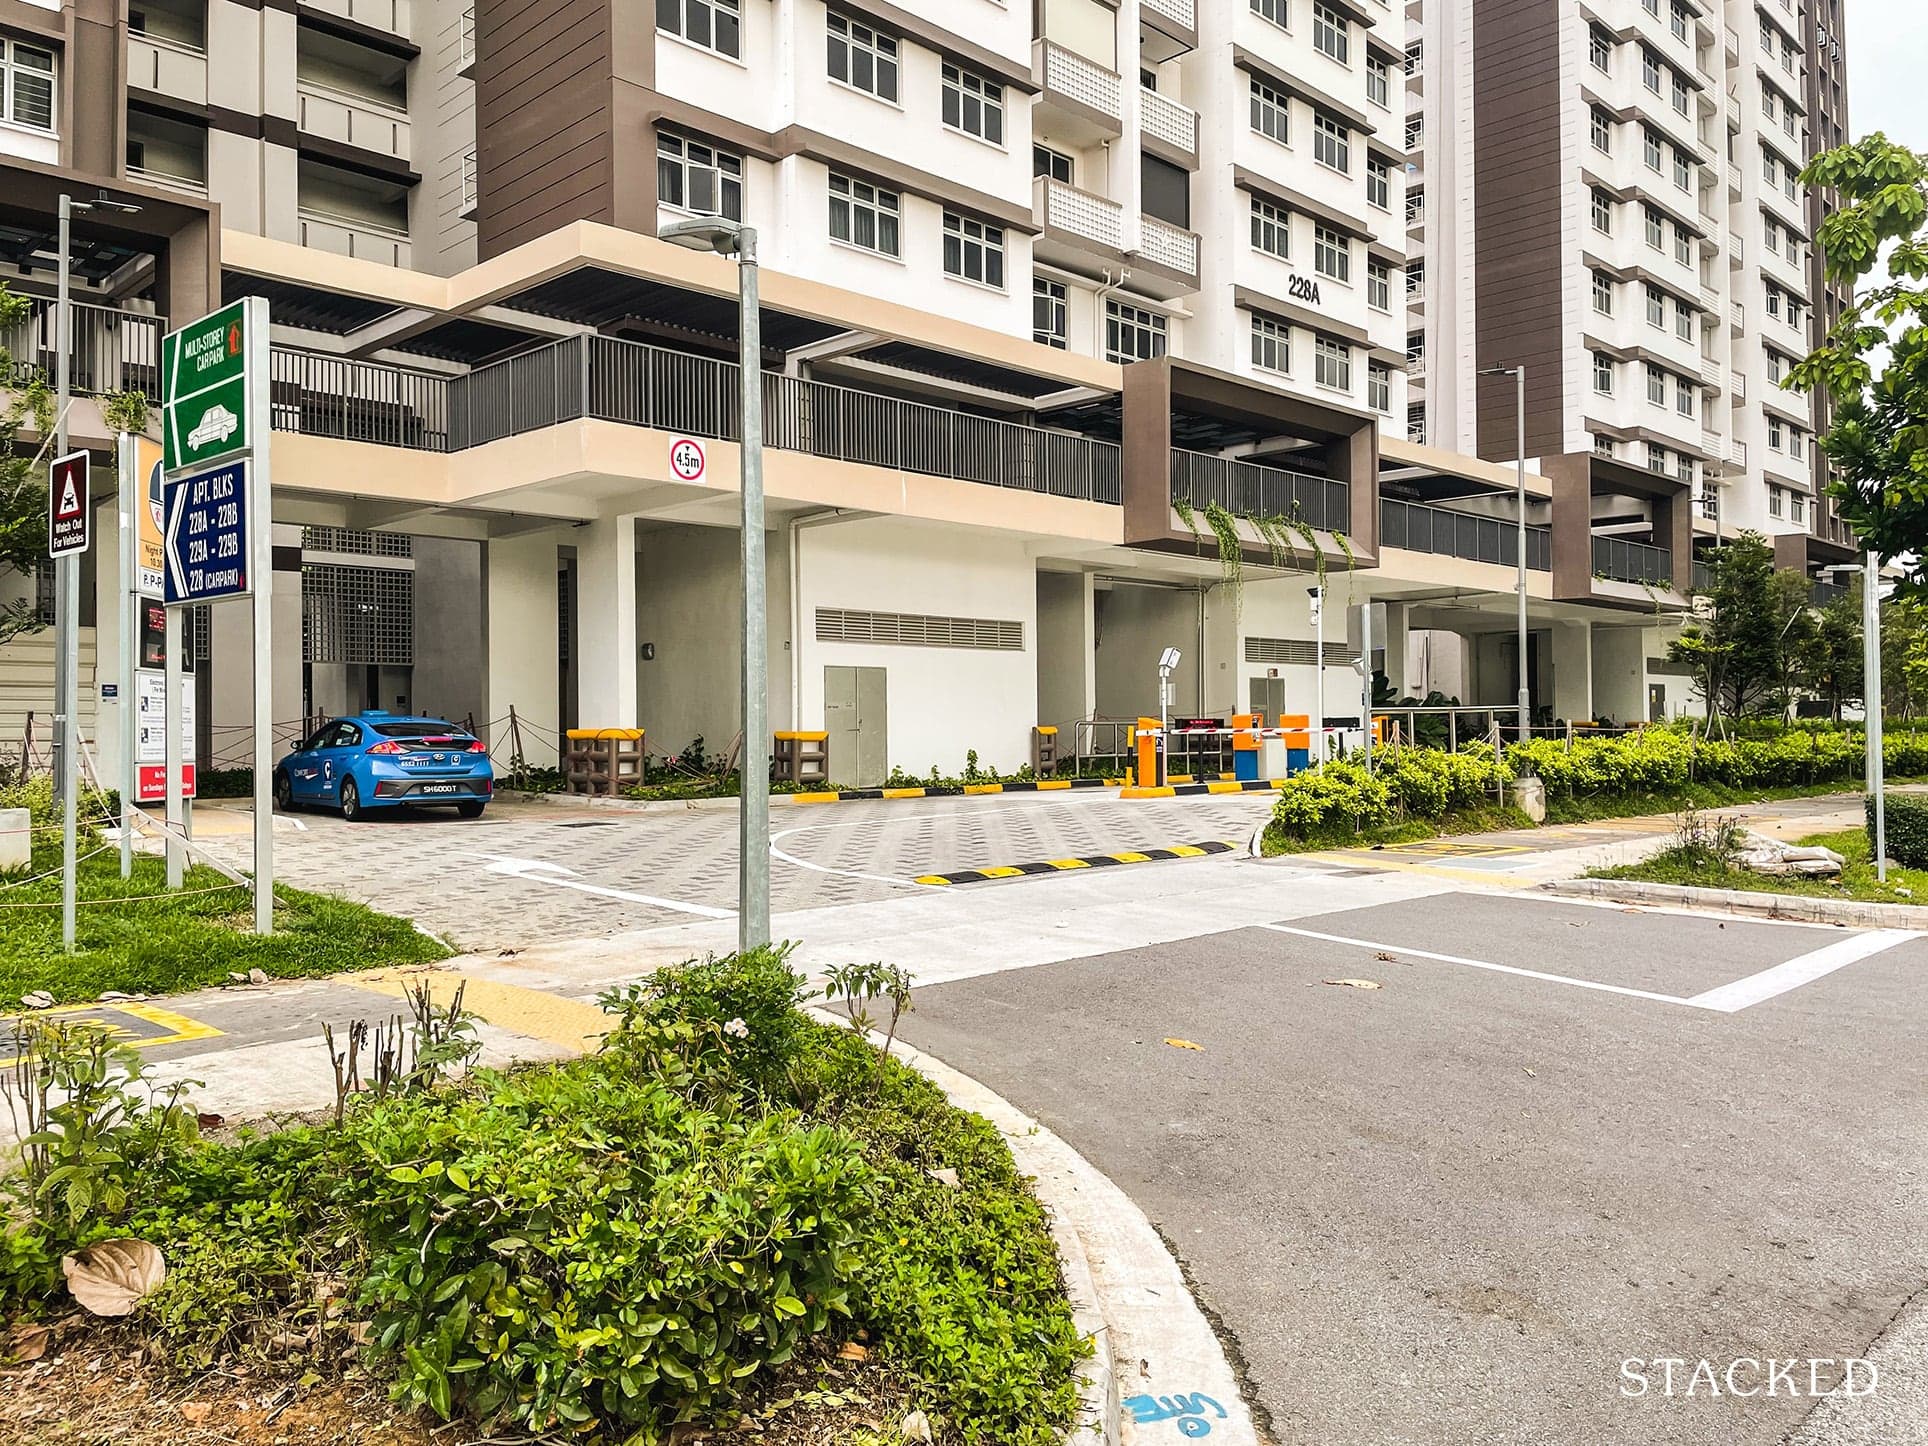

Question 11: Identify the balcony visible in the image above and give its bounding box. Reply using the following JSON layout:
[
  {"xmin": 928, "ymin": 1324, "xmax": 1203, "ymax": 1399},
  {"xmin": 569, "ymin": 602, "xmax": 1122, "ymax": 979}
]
[
  {"xmin": 297, "ymin": 81, "xmax": 411, "ymax": 162},
  {"xmin": 1729, "ymin": 300, "xmax": 1744, "ymax": 335},
  {"xmin": 458, "ymin": 4, "xmax": 475, "ymax": 75},
  {"xmin": 1141, "ymin": 0, "xmax": 1196, "ymax": 52},
  {"xmin": 1034, "ymin": 177, "xmax": 1124, "ymax": 251},
  {"xmin": 298, "ymin": 209, "xmax": 412, "ymax": 267},
  {"xmin": 1811, "ymin": 578, "xmax": 1850, "ymax": 608},
  {"xmin": 1701, "ymin": 428, "xmax": 1723, "ymax": 457},
  {"xmin": 1729, "ymin": 439, "xmax": 1747, "ymax": 469},
  {"xmin": 1038, "ymin": 42, "xmax": 1121, "ymax": 133},
  {"xmin": 1139, "ymin": 85, "xmax": 1198, "ymax": 162},
  {"xmin": 0, "ymin": 299, "xmax": 165, "ymax": 401},
  {"xmin": 304, "ymin": 0, "xmax": 411, "ymax": 38},
  {"xmin": 266, "ymin": 335, "xmax": 1124, "ymax": 504},
  {"xmin": 1382, "ymin": 498, "xmax": 1551, "ymax": 571},
  {"xmin": 1138, "ymin": 214, "xmax": 1199, "ymax": 280},
  {"xmin": 126, "ymin": 33, "xmax": 207, "ymax": 104},
  {"xmin": 1593, "ymin": 535, "xmax": 1673, "ymax": 586},
  {"xmin": 1698, "ymin": 355, "xmax": 1720, "ymax": 386},
  {"xmin": 1170, "ymin": 449, "xmax": 1349, "ymax": 533}
]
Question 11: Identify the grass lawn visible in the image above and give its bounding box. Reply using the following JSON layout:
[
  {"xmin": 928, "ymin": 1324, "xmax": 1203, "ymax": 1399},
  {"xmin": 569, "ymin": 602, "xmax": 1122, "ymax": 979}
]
[
  {"xmin": 0, "ymin": 846, "xmax": 448, "ymax": 1006},
  {"xmin": 1590, "ymin": 828, "xmax": 1928, "ymax": 907}
]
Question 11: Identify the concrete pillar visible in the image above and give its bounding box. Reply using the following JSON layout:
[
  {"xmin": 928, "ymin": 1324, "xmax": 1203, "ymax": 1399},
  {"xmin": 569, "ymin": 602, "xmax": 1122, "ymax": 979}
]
[
  {"xmin": 1035, "ymin": 571, "xmax": 1097, "ymax": 733},
  {"xmin": 1552, "ymin": 621, "xmax": 1592, "ymax": 724},
  {"xmin": 1591, "ymin": 627, "xmax": 1646, "ymax": 726},
  {"xmin": 1380, "ymin": 602, "xmax": 1410, "ymax": 698},
  {"xmin": 92, "ymin": 498, "xmax": 125, "ymax": 794},
  {"xmin": 484, "ymin": 532, "xmax": 562, "ymax": 766},
  {"xmin": 206, "ymin": 526, "xmax": 300, "ymax": 768},
  {"xmin": 574, "ymin": 514, "xmax": 639, "ymax": 729}
]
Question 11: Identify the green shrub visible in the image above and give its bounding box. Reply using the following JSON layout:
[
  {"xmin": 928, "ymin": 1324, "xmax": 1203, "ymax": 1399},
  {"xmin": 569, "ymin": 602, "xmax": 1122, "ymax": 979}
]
[
  {"xmin": 350, "ymin": 1058, "xmax": 871, "ymax": 1436},
  {"xmin": 607, "ymin": 944, "xmax": 809, "ymax": 1090},
  {"xmin": 1271, "ymin": 759, "xmax": 1394, "ymax": 837},
  {"xmin": 1875, "ymin": 792, "xmax": 1928, "ymax": 869}
]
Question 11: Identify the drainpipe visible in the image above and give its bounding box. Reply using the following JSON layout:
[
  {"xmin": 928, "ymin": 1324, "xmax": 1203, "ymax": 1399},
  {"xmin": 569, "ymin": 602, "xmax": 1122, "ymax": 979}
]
[{"xmin": 789, "ymin": 510, "xmax": 861, "ymax": 730}]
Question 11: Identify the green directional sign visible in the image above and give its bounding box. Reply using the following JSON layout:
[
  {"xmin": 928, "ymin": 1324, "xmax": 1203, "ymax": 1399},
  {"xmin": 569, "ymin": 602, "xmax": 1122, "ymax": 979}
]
[{"xmin": 162, "ymin": 300, "xmax": 252, "ymax": 471}]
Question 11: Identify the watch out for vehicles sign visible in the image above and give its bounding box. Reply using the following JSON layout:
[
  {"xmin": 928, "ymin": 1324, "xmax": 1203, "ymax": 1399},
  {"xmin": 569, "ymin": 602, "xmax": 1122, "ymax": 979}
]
[{"xmin": 48, "ymin": 451, "xmax": 89, "ymax": 558}]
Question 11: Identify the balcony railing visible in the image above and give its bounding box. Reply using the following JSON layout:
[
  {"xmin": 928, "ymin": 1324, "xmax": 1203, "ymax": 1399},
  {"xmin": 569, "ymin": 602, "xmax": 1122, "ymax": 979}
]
[
  {"xmin": 1142, "ymin": 0, "xmax": 1195, "ymax": 30},
  {"xmin": 0, "ymin": 298, "xmax": 166, "ymax": 400},
  {"xmin": 298, "ymin": 210, "xmax": 412, "ymax": 268},
  {"xmin": 1040, "ymin": 41, "xmax": 1120, "ymax": 121},
  {"xmin": 1139, "ymin": 214, "xmax": 1199, "ymax": 277},
  {"xmin": 1381, "ymin": 498, "xmax": 1550, "ymax": 571},
  {"xmin": 127, "ymin": 32, "xmax": 207, "ymax": 102},
  {"xmin": 266, "ymin": 335, "xmax": 1123, "ymax": 503},
  {"xmin": 1170, "ymin": 448, "xmax": 1349, "ymax": 534},
  {"xmin": 1036, "ymin": 177, "xmax": 1124, "ymax": 249},
  {"xmin": 303, "ymin": 0, "xmax": 411, "ymax": 37},
  {"xmin": 1593, "ymin": 535, "xmax": 1673, "ymax": 586},
  {"xmin": 296, "ymin": 81, "xmax": 411, "ymax": 161},
  {"xmin": 1140, "ymin": 86, "xmax": 1198, "ymax": 154},
  {"xmin": 1810, "ymin": 578, "xmax": 1849, "ymax": 607}
]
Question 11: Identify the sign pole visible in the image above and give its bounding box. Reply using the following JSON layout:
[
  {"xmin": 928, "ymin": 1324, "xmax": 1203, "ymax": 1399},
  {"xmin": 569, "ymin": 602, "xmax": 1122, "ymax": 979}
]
[
  {"xmin": 118, "ymin": 435, "xmax": 136, "ymax": 879},
  {"xmin": 164, "ymin": 607, "xmax": 184, "ymax": 889},
  {"xmin": 246, "ymin": 300, "xmax": 274, "ymax": 934},
  {"xmin": 54, "ymin": 195, "xmax": 76, "ymax": 951}
]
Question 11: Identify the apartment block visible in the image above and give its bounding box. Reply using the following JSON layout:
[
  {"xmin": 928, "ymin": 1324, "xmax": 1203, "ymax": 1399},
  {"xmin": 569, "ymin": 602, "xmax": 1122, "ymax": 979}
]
[
  {"xmin": 1409, "ymin": 0, "xmax": 1854, "ymax": 601},
  {"xmin": 0, "ymin": 0, "xmax": 1855, "ymax": 786}
]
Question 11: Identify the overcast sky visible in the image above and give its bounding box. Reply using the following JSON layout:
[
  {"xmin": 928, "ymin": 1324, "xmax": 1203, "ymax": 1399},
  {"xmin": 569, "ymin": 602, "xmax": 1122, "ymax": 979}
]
[{"xmin": 1848, "ymin": 0, "xmax": 1927, "ymax": 147}]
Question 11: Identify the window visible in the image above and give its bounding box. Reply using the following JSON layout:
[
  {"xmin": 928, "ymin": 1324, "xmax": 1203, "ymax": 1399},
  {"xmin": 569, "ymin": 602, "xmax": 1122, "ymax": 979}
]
[
  {"xmin": 826, "ymin": 11, "xmax": 898, "ymax": 102},
  {"xmin": 1368, "ymin": 361, "xmax": 1392, "ymax": 414},
  {"xmin": 943, "ymin": 212, "xmax": 1005, "ymax": 288},
  {"xmin": 1791, "ymin": 427, "xmax": 1805, "ymax": 459},
  {"xmin": 1033, "ymin": 144, "xmax": 1072, "ymax": 185},
  {"xmin": 1405, "ymin": 40, "xmax": 1422, "ymax": 76},
  {"xmin": 1675, "ymin": 226, "xmax": 1692, "ymax": 265},
  {"xmin": 1768, "ymin": 415, "xmax": 1784, "ymax": 450},
  {"xmin": 1671, "ymin": 71, "xmax": 1688, "ymax": 115},
  {"xmin": 1313, "ymin": 2, "xmax": 1349, "ymax": 64},
  {"xmin": 1644, "ymin": 128, "xmax": 1663, "ymax": 171},
  {"xmin": 657, "ymin": 0, "xmax": 741, "ymax": 59},
  {"xmin": 1766, "ymin": 284, "xmax": 1782, "ymax": 319},
  {"xmin": 1251, "ymin": 79, "xmax": 1290, "ymax": 145},
  {"xmin": 1404, "ymin": 114, "xmax": 1423, "ymax": 151},
  {"xmin": 1315, "ymin": 113, "xmax": 1351, "ymax": 173},
  {"xmin": 2, "ymin": 38, "xmax": 55, "ymax": 130},
  {"xmin": 1648, "ymin": 442, "xmax": 1669, "ymax": 474},
  {"xmin": 1589, "ymin": 23, "xmax": 1612, "ymax": 72},
  {"xmin": 1252, "ymin": 0, "xmax": 1288, "ymax": 26},
  {"xmin": 1768, "ymin": 484, "xmax": 1784, "ymax": 518},
  {"xmin": 1368, "ymin": 256, "xmax": 1390, "ymax": 310},
  {"xmin": 1594, "ymin": 352, "xmax": 1616, "ymax": 394},
  {"xmin": 1644, "ymin": 204, "xmax": 1664, "ymax": 250},
  {"xmin": 1595, "ymin": 433, "xmax": 1617, "ymax": 457},
  {"xmin": 656, "ymin": 132, "xmax": 743, "ymax": 220},
  {"xmin": 1314, "ymin": 223, "xmax": 1350, "ymax": 283},
  {"xmin": 1252, "ymin": 198, "xmax": 1291, "ymax": 258},
  {"xmin": 1367, "ymin": 54, "xmax": 1390, "ymax": 108},
  {"xmin": 1315, "ymin": 335, "xmax": 1352, "ymax": 392},
  {"xmin": 1766, "ymin": 350, "xmax": 1786, "ymax": 383},
  {"xmin": 1642, "ymin": 0, "xmax": 1657, "ymax": 15},
  {"xmin": 1406, "ymin": 185, "xmax": 1425, "ymax": 227},
  {"xmin": 827, "ymin": 172, "xmax": 900, "ymax": 255},
  {"xmin": 1642, "ymin": 47, "xmax": 1661, "ymax": 93},
  {"xmin": 1032, "ymin": 277, "xmax": 1067, "ymax": 349},
  {"xmin": 1106, "ymin": 300, "xmax": 1167, "ymax": 363},
  {"xmin": 1671, "ymin": 0, "xmax": 1688, "ymax": 41},
  {"xmin": 1646, "ymin": 283, "xmax": 1666, "ymax": 328},
  {"xmin": 1366, "ymin": 154, "xmax": 1390, "ymax": 209},
  {"xmin": 1591, "ymin": 188, "xmax": 1613, "ymax": 234},
  {"xmin": 1675, "ymin": 300, "xmax": 1693, "ymax": 341},
  {"xmin": 1591, "ymin": 108, "xmax": 1613, "ymax": 154},
  {"xmin": 1676, "ymin": 377, "xmax": 1694, "ymax": 416},
  {"xmin": 1646, "ymin": 363, "xmax": 1667, "ymax": 404},
  {"xmin": 1252, "ymin": 313, "xmax": 1291, "ymax": 374},
  {"xmin": 1592, "ymin": 270, "xmax": 1614, "ymax": 315},
  {"xmin": 1791, "ymin": 490, "xmax": 1805, "ymax": 524},
  {"xmin": 942, "ymin": 65, "xmax": 1004, "ymax": 144},
  {"xmin": 1673, "ymin": 152, "xmax": 1691, "ymax": 191},
  {"xmin": 1407, "ymin": 330, "xmax": 1425, "ymax": 369},
  {"xmin": 1675, "ymin": 453, "xmax": 1693, "ymax": 485}
]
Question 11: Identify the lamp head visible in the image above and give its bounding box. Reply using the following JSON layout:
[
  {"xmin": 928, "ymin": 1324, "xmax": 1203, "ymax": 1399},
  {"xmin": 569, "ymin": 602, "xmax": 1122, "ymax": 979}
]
[
  {"xmin": 73, "ymin": 192, "xmax": 142, "ymax": 216},
  {"xmin": 659, "ymin": 216, "xmax": 747, "ymax": 256},
  {"xmin": 1158, "ymin": 646, "xmax": 1182, "ymax": 672}
]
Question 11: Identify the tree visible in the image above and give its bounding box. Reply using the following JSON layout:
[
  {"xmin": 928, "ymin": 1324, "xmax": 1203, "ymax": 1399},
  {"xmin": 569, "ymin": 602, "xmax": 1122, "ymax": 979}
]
[
  {"xmin": 0, "ymin": 281, "xmax": 54, "ymax": 649},
  {"xmin": 1789, "ymin": 134, "xmax": 1928, "ymax": 591},
  {"xmin": 1793, "ymin": 594, "xmax": 1864, "ymax": 722},
  {"xmin": 1882, "ymin": 598, "xmax": 1928, "ymax": 719},
  {"xmin": 1668, "ymin": 533, "xmax": 1808, "ymax": 723}
]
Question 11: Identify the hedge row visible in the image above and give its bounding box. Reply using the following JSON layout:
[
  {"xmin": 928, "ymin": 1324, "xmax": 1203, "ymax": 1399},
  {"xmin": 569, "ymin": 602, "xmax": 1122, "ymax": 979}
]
[{"xmin": 1272, "ymin": 745, "xmax": 1510, "ymax": 837}]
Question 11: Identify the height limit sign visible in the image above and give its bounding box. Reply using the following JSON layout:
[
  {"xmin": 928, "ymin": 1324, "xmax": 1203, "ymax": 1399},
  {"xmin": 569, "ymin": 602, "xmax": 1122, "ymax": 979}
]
[{"xmin": 48, "ymin": 451, "xmax": 89, "ymax": 558}]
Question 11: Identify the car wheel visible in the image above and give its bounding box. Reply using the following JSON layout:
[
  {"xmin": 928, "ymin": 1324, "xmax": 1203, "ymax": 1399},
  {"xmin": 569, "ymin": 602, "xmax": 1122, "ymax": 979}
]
[
  {"xmin": 340, "ymin": 778, "xmax": 365, "ymax": 822},
  {"xmin": 455, "ymin": 800, "xmax": 486, "ymax": 820},
  {"xmin": 273, "ymin": 770, "xmax": 294, "ymax": 812}
]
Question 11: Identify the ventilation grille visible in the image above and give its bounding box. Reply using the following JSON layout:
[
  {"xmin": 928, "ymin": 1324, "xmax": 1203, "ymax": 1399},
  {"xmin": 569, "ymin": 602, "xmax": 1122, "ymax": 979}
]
[
  {"xmin": 1244, "ymin": 637, "xmax": 1357, "ymax": 666},
  {"xmin": 816, "ymin": 608, "xmax": 1023, "ymax": 652},
  {"xmin": 302, "ymin": 526, "xmax": 412, "ymax": 559},
  {"xmin": 303, "ymin": 564, "xmax": 415, "ymax": 665}
]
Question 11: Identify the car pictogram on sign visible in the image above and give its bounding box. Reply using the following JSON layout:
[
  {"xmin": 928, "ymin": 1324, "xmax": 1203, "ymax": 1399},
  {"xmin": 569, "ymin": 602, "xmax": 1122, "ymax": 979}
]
[{"xmin": 187, "ymin": 403, "xmax": 240, "ymax": 451}]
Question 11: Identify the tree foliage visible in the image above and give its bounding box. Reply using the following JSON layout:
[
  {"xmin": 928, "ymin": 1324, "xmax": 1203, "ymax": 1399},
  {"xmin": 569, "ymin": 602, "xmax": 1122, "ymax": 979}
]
[
  {"xmin": 1669, "ymin": 533, "xmax": 1807, "ymax": 720},
  {"xmin": 0, "ymin": 281, "xmax": 55, "ymax": 648},
  {"xmin": 1788, "ymin": 134, "xmax": 1928, "ymax": 589}
]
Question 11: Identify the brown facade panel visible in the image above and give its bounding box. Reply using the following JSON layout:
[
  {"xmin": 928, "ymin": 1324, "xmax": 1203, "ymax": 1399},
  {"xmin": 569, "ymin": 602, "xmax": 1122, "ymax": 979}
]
[{"xmin": 1472, "ymin": 0, "xmax": 1565, "ymax": 464}]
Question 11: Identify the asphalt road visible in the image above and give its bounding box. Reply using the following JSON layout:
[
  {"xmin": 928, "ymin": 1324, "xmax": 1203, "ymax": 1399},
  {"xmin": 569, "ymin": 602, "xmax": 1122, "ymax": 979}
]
[{"xmin": 901, "ymin": 890, "xmax": 1928, "ymax": 1446}]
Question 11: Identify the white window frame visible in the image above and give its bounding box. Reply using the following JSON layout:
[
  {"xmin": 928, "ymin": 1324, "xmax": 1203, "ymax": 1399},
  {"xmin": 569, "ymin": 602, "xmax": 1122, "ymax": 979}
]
[
  {"xmin": 1251, "ymin": 78, "xmax": 1290, "ymax": 146},
  {"xmin": 1252, "ymin": 197, "xmax": 1291, "ymax": 259},
  {"xmin": 1252, "ymin": 0, "xmax": 1289, "ymax": 28},
  {"xmin": 1, "ymin": 37, "xmax": 56, "ymax": 132},
  {"xmin": 1646, "ymin": 363, "xmax": 1667, "ymax": 405},
  {"xmin": 1591, "ymin": 188, "xmax": 1613, "ymax": 234},
  {"xmin": 826, "ymin": 11, "xmax": 899, "ymax": 104},
  {"xmin": 1252, "ymin": 312, "xmax": 1291, "ymax": 375},
  {"xmin": 1591, "ymin": 107, "xmax": 1612, "ymax": 154},
  {"xmin": 1314, "ymin": 223, "xmax": 1351, "ymax": 283},
  {"xmin": 1366, "ymin": 54, "xmax": 1390, "ymax": 108},
  {"xmin": 656, "ymin": 131, "xmax": 744, "ymax": 220},
  {"xmin": 943, "ymin": 211, "xmax": 1005, "ymax": 289},
  {"xmin": 1645, "ymin": 283, "xmax": 1666, "ymax": 328},
  {"xmin": 1314, "ymin": 334, "xmax": 1352, "ymax": 392},
  {"xmin": 1106, "ymin": 299, "xmax": 1168, "ymax": 364},
  {"xmin": 942, "ymin": 63, "xmax": 1004, "ymax": 146},
  {"xmin": 827, "ymin": 171, "xmax": 901, "ymax": 256},
  {"xmin": 1592, "ymin": 270, "xmax": 1614, "ymax": 315},
  {"xmin": 1589, "ymin": 24, "xmax": 1612, "ymax": 72},
  {"xmin": 1367, "ymin": 256, "xmax": 1390, "ymax": 311},
  {"xmin": 1366, "ymin": 154, "xmax": 1390, "ymax": 210},
  {"xmin": 1314, "ymin": 112, "xmax": 1351, "ymax": 173},
  {"xmin": 1312, "ymin": 2, "xmax": 1350, "ymax": 65},
  {"xmin": 1033, "ymin": 276, "xmax": 1067, "ymax": 349},
  {"xmin": 1594, "ymin": 352, "xmax": 1615, "ymax": 394},
  {"xmin": 1368, "ymin": 360, "xmax": 1392, "ymax": 414},
  {"xmin": 657, "ymin": 0, "xmax": 742, "ymax": 60}
]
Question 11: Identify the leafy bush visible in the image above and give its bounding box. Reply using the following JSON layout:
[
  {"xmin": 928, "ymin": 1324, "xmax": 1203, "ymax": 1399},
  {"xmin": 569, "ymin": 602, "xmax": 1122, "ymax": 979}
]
[
  {"xmin": 606, "ymin": 944, "xmax": 809, "ymax": 1090},
  {"xmin": 1876, "ymin": 792, "xmax": 1928, "ymax": 869},
  {"xmin": 1504, "ymin": 726, "xmax": 1918, "ymax": 800},
  {"xmin": 1374, "ymin": 744, "xmax": 1509, "ymax": 819},
  {"xmin": 1271, "ymin": 760, "xmax": 1394, "ymax": 837}
]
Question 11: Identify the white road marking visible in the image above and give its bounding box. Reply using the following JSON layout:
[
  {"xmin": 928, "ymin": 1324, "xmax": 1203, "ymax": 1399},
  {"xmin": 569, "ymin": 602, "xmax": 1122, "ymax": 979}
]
[
  {"xmin": 1684, "ymin": 929, "xmax": 1919, "ymax": 1013},
  {"xmin": 456, "ymin": 852, "xmax": 735, "ymax": 920},
  {"xmin": 1258, "ymin": 923, "xmax": 1698, "ymax": 1007}
]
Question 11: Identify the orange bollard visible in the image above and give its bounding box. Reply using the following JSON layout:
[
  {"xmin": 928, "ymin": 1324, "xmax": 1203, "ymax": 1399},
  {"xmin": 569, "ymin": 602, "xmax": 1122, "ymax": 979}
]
[{"xmin": 1135, "ymin": 717, "xmax": 1165, "ymax": 787}]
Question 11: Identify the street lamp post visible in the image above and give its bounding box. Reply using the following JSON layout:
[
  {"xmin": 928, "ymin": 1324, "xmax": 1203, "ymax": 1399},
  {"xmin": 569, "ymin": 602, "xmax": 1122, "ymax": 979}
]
[
  {"xmin": 1479, "ymin": 365, "xmax": 1531, "ymax": 743},
  {"xmin": 53, "ymin": 192, "xmax": 140, "ymax": 952},
  {"xmin": 1823, "ymin": 556, "xmax": 1888, "ymax": 882},
  {"xmin": 660, "ymin": 217, "xmax": 768, "ymax": 950}
]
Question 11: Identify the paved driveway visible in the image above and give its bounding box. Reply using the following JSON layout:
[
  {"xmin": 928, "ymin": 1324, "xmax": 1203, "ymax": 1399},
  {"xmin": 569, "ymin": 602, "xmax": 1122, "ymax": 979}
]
[{"xmin": 900, "ymin": 889, "xmax": 1928, "ymax": 1446}]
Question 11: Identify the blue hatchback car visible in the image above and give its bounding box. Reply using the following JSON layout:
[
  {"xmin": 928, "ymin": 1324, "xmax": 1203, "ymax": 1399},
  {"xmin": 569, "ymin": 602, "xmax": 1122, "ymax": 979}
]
[{"xmin": 274, "ymin": 711, "xmax": 495, "ymax": 821}]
